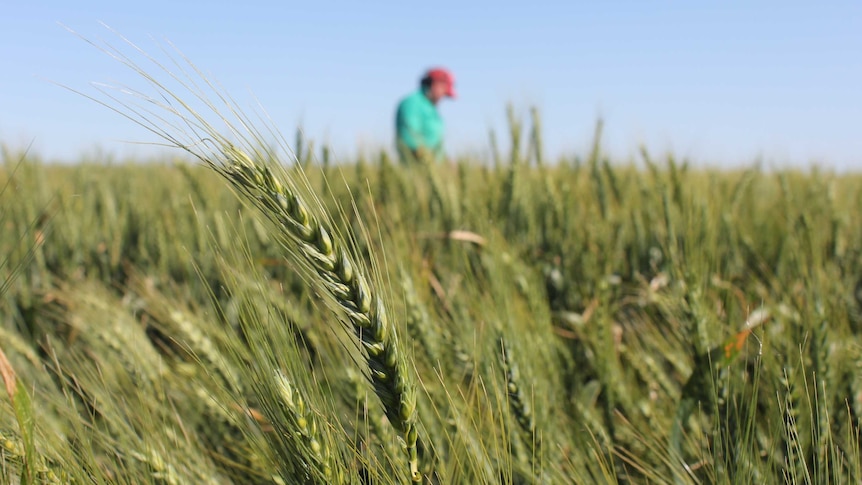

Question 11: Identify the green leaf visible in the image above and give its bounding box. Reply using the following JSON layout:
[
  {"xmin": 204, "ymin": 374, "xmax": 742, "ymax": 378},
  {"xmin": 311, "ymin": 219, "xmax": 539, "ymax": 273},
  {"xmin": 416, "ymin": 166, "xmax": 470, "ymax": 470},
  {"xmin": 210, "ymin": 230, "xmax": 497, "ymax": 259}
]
[
  {"xmin": 12, "ymin": 380, "xmax": 36, "ymax": 485},
  {"xmin": 1, "ymin": 347, "xmax": 36, "ymax": 484}
]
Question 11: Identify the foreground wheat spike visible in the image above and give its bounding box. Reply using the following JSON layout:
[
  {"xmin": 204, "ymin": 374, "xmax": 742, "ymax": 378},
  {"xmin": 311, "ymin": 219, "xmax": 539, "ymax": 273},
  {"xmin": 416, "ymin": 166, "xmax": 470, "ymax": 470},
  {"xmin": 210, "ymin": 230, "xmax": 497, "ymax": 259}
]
[
  {"xmin": 0, "ymin": 429, "xmax": 67, "ymax": 484},
  {"xmin": 212, "ymin": 145, "xmax": 420, "ymax": 481},
  {"xmin": 273, "ymin": 370, "xmax": 343, "ymax": 484},
  {"xmin": 499, "ymin": 337, "xmax": 539, "ymax": 462}
]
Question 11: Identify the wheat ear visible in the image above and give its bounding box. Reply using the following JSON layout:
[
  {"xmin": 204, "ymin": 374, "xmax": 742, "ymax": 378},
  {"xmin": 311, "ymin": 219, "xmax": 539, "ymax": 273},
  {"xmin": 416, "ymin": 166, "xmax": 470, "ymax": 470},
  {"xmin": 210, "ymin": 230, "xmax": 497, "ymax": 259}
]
[
  {"xmin": 212, "ymin": 145, "xmax": 421, "ymax": 481},
  {"xmin": 499, "ymin": 337, "xmax": 539, "ymax": 462},
  {"xmin": 272, "ymin": 370, "xmax": 344, "ymax": 484}
]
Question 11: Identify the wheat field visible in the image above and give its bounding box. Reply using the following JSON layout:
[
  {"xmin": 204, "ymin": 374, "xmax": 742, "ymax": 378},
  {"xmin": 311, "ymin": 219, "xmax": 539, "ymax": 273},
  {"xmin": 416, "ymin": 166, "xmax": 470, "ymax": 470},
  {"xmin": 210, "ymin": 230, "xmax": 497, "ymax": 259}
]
[{"xmin": 2, "ymin": 39, "xmax": 862, "ymax": 484}]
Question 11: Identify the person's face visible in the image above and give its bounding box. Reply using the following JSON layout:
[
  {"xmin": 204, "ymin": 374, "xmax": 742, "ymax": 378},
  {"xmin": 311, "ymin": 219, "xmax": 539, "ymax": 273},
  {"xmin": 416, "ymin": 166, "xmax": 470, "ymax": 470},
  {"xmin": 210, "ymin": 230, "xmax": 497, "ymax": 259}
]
[{"xmin": 427, "ymin": 80, "xmax": 452, "ymax": 104}]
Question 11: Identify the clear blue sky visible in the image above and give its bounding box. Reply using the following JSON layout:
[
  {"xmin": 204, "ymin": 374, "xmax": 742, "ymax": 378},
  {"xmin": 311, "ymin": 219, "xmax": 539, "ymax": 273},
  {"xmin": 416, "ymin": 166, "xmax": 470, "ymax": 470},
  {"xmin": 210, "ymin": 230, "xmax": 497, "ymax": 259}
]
[{"xmin": 2, "ymin": 1, "xmax": 860, "ymax": 169}]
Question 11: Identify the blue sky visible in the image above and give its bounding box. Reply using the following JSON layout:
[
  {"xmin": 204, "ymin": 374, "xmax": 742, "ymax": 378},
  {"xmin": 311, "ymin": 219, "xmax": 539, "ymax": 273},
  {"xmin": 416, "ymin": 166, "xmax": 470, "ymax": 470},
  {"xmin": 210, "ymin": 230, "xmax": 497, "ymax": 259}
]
[{"xmin": 2, "ymin": 1, "xmax": 860, "ymax": 169}]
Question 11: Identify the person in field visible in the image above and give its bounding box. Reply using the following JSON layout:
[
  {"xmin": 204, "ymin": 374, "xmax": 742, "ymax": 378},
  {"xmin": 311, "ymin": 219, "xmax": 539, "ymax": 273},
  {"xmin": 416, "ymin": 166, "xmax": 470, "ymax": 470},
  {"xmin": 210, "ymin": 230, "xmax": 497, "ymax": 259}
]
[{"xmin": 395, "ymin": 67, "xmax": 456, "ymax": 163}]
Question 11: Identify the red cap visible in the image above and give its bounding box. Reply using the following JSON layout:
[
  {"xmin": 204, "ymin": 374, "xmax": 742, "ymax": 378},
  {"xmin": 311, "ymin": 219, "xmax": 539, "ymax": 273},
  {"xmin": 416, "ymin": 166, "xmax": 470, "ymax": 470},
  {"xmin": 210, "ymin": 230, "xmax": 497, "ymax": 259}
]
[{"xmin": 425, "ymin": 68, "xmax": 457, "ymax": 98}]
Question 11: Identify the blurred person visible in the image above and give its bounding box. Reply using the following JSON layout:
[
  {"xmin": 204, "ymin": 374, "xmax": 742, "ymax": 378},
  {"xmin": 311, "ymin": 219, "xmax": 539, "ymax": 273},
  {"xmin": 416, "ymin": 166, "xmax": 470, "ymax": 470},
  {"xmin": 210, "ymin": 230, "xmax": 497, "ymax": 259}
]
[{"xmin": 395, "ymin": 67, "xmax": 456, "ymax": 163}]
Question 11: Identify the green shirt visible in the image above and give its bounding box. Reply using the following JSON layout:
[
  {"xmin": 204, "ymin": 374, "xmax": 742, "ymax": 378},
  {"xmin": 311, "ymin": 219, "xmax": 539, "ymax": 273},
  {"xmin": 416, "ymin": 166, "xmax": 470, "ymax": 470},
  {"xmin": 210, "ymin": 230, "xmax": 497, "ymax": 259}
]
[{"xmin": 395, "ymin": 89, "xmax": 444, "ymax": 161}]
